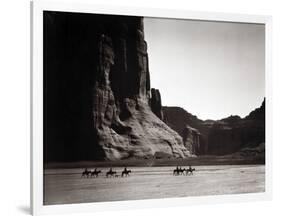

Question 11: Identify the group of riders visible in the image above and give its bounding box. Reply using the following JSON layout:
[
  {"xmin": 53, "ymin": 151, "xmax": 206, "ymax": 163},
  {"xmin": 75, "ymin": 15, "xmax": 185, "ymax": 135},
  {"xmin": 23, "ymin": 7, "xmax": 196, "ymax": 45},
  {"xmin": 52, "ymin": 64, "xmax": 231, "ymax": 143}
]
[
  {"xmin": 173, "ymin": 165, "xmax": 195, "ymax": 176},
  {"xmin": 81, "ymin": 167, "xmax": 131, "ymax": 178},
  {"xmin": 81, "ymin": 165, "xmax": 196, "ymax": 178}
]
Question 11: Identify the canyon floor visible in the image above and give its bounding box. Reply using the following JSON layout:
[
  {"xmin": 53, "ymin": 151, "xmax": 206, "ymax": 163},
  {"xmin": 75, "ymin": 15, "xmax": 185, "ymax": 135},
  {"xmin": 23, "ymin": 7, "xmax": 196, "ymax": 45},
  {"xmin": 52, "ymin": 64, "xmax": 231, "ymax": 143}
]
[{"xmin": 44, "ymin": 165, "xmax": 265, "ymax": 205}]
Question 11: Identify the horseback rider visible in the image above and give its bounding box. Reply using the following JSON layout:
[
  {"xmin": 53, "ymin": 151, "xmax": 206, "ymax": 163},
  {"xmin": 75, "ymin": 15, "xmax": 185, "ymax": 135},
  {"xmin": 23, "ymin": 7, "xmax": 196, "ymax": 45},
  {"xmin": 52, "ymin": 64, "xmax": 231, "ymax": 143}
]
[{"xmin": 174, "ymin": 166, "xmax": 180, "ymax": 175}]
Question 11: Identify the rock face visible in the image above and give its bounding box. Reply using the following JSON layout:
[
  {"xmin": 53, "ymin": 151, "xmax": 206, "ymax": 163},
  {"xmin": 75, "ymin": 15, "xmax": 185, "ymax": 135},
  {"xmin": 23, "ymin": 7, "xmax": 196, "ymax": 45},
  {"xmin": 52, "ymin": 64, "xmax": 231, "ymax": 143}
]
[
  {"xmin": 44, "ymin": 12, "xmax": 190, "ymax": 162},
  {"xmin": 182, "ymin": 126, "xmax": 201, "ymax": 154},
  {"xmin": 150, "ymin": 88, "xmax": 164, "ymax": 120},
  {"xmin": 163, "ymin": 99, "xmax": 265, "ymax": 156},
  {"xmin": 163, "ymin": 107, "xmax": 208, "ymax": 154},
  {"xmin": 207, "ymin": 100, "xmax": 265, "ymax": 155}
]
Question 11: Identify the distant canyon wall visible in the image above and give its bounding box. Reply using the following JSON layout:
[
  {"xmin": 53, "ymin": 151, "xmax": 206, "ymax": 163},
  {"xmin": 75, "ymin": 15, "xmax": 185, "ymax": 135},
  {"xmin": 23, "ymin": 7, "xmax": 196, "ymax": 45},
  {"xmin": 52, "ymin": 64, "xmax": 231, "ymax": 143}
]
[{"xmin": 162, "ymin": 100, "xmax": 265, "ymax": 156}]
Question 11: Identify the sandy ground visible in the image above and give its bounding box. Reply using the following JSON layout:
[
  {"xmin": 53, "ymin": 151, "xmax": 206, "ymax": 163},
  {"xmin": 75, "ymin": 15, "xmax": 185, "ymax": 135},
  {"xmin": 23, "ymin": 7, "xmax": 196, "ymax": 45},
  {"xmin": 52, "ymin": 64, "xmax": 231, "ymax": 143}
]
[{"xmin": 44, "ymin": 165, "xmax": 265, "ymax": 205}]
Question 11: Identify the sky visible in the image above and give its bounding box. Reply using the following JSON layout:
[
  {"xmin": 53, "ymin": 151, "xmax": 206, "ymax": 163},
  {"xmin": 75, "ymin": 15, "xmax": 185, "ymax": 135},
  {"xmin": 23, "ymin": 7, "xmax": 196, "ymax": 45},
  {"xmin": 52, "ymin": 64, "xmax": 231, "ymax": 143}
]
[{"xmin": 143, "ymin": 18, "xmax": 265, "ymax": 120}]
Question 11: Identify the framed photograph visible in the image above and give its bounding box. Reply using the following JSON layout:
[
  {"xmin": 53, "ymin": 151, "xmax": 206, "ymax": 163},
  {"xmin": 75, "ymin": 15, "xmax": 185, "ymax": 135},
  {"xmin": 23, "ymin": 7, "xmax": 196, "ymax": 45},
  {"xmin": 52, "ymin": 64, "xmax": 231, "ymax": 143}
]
[{"xmin": 31, "ymin": 0, "xmax": 272, "ymax": 215}]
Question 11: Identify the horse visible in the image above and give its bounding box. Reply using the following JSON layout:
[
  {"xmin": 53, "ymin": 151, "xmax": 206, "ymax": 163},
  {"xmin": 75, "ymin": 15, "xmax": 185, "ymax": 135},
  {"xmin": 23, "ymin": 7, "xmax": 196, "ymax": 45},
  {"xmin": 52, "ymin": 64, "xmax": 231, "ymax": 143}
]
[
  {"xmin": 106, "ymin": 169, "xmax": 117, "ymax": 178},
  {"xmin": 179, "ymin": 167, "xmax": 186, "ymax": 175},
  {"xmin": 173, "ymin": 168, "xmax": 179, "ymax": 175},
  {"xmin": 173, "ymin": 167, "xmax": 185, "ymax": 176},
  {"xmin": 121, "ymin": 169, "xmax": 131, "ymax": 177},
  {"xmin": 91, "ymin": 169, "xmax": 102, "ymax": 178},
  {"xmin": 81, "ymin": 168, "xmax": 91, "ymax": 178},
  {"xmin": 186, "ymin": 167, "xmax": 195, "ymax": 175}
]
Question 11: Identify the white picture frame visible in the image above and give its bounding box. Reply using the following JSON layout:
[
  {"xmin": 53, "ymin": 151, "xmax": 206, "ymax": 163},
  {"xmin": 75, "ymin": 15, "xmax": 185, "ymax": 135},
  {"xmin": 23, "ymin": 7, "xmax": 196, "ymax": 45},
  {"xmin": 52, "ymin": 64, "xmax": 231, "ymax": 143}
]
[{"xmin": 31, "ymin": 0, "xmax": 272, "ymax": 215}]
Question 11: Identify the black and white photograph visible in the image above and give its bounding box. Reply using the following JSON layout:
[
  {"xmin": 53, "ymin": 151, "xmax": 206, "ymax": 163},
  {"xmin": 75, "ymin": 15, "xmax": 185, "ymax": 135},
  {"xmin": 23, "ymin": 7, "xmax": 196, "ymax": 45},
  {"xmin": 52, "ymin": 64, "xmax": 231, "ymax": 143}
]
[{"xmin": 43, "ymin": 11, "xmax": 265, "ymax": 205}]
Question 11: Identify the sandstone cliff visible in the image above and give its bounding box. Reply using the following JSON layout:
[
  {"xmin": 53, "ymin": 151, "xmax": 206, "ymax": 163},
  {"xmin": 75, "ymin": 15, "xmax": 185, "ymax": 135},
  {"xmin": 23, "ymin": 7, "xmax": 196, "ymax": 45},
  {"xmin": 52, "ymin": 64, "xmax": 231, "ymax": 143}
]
[
  {"xmin": 44, "ymin": 12, "xmax": 190, "ymax": 162},
  {"xmin": 150, "ymin": 88, "xmax": 164, "ymax": 121}
]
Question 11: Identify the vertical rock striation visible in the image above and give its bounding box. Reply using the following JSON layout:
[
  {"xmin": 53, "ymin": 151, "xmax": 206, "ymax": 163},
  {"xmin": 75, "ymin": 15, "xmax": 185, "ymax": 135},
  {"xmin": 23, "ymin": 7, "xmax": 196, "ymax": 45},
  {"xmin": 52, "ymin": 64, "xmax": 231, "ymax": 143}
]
[
  {"xmin": 150, "ymin": 88, "xmax": 164, "ymax": 121},
  {"xmin": 90, "ymin": 17, "xmax": 191, "ymax": 160},
  {"xmin": 182, "ymin": 125, "xmax": 201, "ymax": 154},
  {"xmin": 207, "ymin": 100, "xmax": 265, "ymax": 155},
  {"xmin": 43, "ymin": 12, "xmax": 192, "ymax": 161},
  {"xmin": 163, "ymin": 106, "xmax": 208, "ymax": 155}
]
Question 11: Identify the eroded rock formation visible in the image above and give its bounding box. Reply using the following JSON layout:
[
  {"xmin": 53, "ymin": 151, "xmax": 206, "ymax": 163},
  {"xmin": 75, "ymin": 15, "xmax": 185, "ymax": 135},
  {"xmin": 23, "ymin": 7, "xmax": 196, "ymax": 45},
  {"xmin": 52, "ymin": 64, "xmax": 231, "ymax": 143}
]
[
  {"xmin": 44, "ymin": 12, "xmax": 191, "ymax": 161},
  {"xmin": 91, "ymin": 19, "xmax": 191, "ymax": 160},
  {"xmin": 182, "ymin": 125, "xmax": 201, "ymax": 154},
  {"xmin": 150, "ymin": 88, "xmax": 164, "ymax": 120}
]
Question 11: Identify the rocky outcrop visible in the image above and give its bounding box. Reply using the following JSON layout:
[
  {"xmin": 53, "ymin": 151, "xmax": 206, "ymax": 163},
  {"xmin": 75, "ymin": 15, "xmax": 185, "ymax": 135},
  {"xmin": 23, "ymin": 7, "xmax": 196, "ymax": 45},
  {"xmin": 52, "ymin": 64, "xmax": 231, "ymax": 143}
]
[
  {"xmin": 91, "ymin": 20, "xmax": 191, "ymax": 160},
  {"xmin": 44, "ymin": 12, "xmax": 190, "ymax": 162},
  {"xmin": 150, "ymin": 88, "xmax": 164, "ymax": 120}
]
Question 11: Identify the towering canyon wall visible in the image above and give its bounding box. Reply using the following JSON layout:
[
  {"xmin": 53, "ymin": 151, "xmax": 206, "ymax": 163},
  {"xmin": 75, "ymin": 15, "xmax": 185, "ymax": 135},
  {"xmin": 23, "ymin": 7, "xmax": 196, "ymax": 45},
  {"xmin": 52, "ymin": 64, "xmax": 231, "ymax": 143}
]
[
  {"xmin": 44, "ymin": 12, "xmax": 190, "ymax": 162},
  {"xmin": 91, "ymin": 23, "xmax": 190, "ymax": 160}
]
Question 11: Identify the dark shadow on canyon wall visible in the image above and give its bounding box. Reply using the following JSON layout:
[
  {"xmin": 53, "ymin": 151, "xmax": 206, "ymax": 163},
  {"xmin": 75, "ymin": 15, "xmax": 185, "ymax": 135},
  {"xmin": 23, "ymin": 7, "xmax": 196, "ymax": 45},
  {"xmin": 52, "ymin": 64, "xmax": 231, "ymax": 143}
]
[
  {"xmin": 44, "ymin": 11, "xmax": 107, "ymax": 162},
  {"xmin": 44, "ymin": 11, "xmax": 190, "ymax": 163}
]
